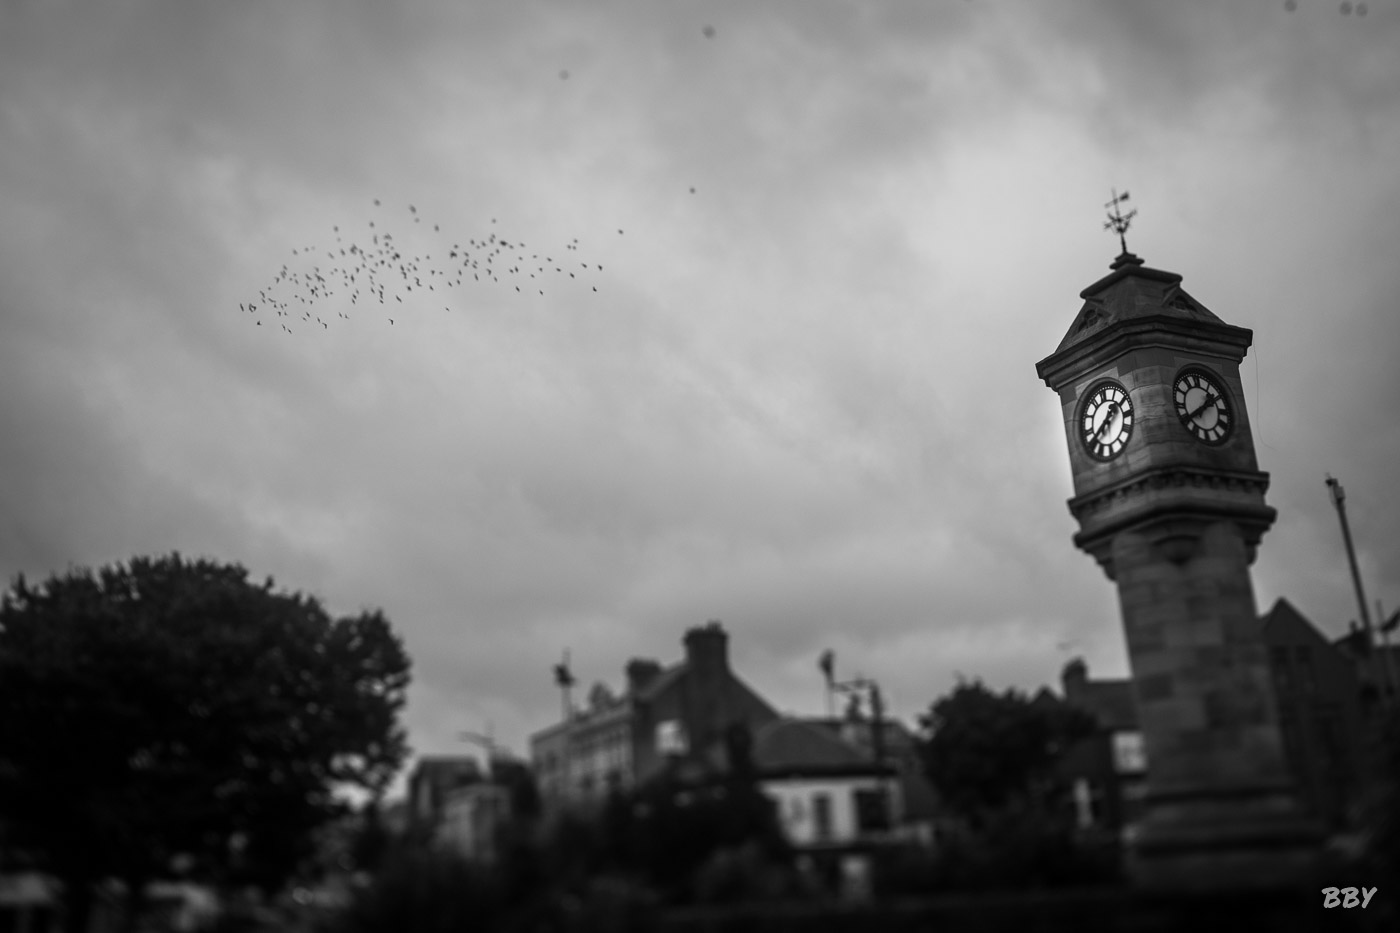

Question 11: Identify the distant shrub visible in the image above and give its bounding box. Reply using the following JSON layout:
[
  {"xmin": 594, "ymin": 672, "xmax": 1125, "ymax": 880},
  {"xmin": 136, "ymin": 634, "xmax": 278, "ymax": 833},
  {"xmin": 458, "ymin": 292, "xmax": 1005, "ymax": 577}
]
[
  {"xmin": 692, "ymin": 841, "xmax": 817, "ymax": 905},
  {"xmin": 318, "ymin": 846, "xmax": 503, "ymax": 933},
  {"xmin": 872, "ymin": 801, "xmax": 1121, "ymax": 896}
]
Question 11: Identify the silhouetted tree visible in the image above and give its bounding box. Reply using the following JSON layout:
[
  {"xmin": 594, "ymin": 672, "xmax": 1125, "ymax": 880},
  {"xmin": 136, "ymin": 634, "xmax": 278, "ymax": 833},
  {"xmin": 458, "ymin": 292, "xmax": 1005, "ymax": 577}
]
[
  {"xmin": 348, "ymin": 801, "xmax": 394, "ymax": 875},
  {"xmin": 0, "ymin": 553, "xmax": 411, "ymax": 932},
  {"xmin": 917, "ymin": 678, "xmax": 1095, "ymax": 824}
]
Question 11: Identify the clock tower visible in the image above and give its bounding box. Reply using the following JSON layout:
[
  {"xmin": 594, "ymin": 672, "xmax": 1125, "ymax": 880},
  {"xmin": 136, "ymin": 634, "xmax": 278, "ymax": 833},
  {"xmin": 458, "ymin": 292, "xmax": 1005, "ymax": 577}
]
[{"xmin": 1036, "ymin": 208, "xmax": 1322, "ymax": 889}]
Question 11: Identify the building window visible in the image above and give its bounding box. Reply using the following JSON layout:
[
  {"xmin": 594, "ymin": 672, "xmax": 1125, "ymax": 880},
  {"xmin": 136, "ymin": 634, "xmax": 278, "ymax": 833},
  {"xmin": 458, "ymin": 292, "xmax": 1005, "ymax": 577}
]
[
  {"xmin": 853, "ymin": 788, "xmax": 891, "ymax": 833},
  {"xmin": 1271, "ymin": 646, "xmax": 1291, "ymax": 691},
  {"xmin": 1112, "ymin": 731, "xmax": 1147, "ymax": 774},
  {"xmin": 1315, "ymin": 713, "xmax": 1343, "ymax": 768},
  {"xmin": 1277, "ymin": 709, "xmax": 1303, "ymax": 766},
  {"xmin": 812, "ymin": 793, "xmax": 833, "ymax": 842},
  {"xmin": 1294, "ymin": 646, "xmax": 1315, "ymax": 694},
  {"xmin": 656, "ymin": 719, "xmax": 687, "ymax": 755}
]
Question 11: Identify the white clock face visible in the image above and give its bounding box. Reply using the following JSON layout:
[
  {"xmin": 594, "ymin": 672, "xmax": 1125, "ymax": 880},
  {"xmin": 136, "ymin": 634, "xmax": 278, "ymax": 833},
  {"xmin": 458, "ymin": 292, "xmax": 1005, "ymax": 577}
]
[
  {"xmin": 1080, "ymin": 381, "xmax": 1134, "ymax": 461},
  {"xmin": 1174, "ymin": 369, "xmax": 1232, "ymax": 445}
]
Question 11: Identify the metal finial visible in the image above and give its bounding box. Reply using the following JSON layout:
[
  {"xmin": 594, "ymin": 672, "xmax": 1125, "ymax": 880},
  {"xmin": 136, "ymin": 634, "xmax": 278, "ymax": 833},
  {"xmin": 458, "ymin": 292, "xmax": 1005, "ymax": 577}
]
[{"xmin": 1103, "ymin": 188, "xmax": 1137, "ymax": 255}]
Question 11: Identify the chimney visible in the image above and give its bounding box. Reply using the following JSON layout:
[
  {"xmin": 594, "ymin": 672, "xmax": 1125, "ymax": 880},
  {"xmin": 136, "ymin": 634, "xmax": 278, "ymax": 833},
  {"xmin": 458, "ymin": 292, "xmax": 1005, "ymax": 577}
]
[
  {"xmin": 626, "ymin": 658, "xmax": 663, "ymax": 695},
  {"xmin": 1062, "ymin": 657, "xmax": 1088, "ymax": 698},
  {"xmin": 683, "ymin": 620, "xmax": 729, "ymax": 678}
]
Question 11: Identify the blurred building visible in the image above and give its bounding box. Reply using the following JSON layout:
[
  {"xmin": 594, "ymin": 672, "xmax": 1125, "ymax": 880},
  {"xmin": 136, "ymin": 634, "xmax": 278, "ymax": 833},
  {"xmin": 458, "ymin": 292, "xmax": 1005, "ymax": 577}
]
[
  {"xmin": 1265, "ymin": 598, "xmax": 1368, "ymax": 830},
  {"xmin": 748, "ymin": 718, "xmax": 902, "ymax": 850},
  {"xmin": 529, "ymin": 621, "xmax": 780, "ymax": 809},
  {"xmin": 0, "ymin": 872, "xmax": 59, "ymax": 933},
  {"xmin": 439, "ymin": 781, "xmax": 512, "ymax": 864},
  {"xmin": 741, "ymin": 718, "xmax": 898, "ymax": 901},
  {"xmin": 795, "ymin": 715, "xmax": 944, "ymax": 846},
  {"xmin": 1057, "ymin": 657, "xmax": 1147, "ymax": 834},
  {"xmin": 406, "ymin": 755, "xmax": 483, "ymax": 829},
  {"xmin": 1058, "ymin": 597, "xmax": 1371, "ymax": 836}
]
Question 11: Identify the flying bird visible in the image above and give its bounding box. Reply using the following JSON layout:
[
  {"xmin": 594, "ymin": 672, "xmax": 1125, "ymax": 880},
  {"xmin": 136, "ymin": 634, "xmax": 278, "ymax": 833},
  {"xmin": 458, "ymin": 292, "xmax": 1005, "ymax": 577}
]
[{"xmin": 239, "ymin": 207, "xmax": 610, "ymax": 333}]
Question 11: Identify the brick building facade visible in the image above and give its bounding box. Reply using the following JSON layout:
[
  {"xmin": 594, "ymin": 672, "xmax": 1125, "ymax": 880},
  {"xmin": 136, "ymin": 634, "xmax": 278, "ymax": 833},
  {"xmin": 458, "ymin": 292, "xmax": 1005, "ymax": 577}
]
[{"xmin": 529, "ymin": 621, "xmax": 779, "ymax": 809}]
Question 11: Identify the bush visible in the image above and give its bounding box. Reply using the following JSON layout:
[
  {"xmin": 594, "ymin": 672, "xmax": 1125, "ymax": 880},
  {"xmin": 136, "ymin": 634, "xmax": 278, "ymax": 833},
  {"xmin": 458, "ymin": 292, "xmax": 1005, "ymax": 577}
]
[
  {"xmin": 872, "ymin": 803, "xmax": 1122, "ymax": 896},
  {"xmin": 317, "ymin": 846, "xmax": 502, "ymax": 933},
  {"xmin": 692, "ymin": 841, "xmax": 816, "ymax": 905}
]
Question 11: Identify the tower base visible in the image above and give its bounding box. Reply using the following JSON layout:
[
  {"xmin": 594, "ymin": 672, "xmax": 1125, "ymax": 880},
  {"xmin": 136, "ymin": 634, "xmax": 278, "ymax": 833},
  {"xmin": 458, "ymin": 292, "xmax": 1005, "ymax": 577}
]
[{"xmin": 1124, "ymin": 786, "xmax": 1325, "ymax": 891}]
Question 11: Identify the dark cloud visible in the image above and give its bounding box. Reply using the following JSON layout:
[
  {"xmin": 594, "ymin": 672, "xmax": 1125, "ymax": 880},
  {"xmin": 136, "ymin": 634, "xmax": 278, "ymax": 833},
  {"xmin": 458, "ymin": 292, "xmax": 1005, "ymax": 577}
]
[{"xmin": 2, "ymin": 0, "xmax": 1396, "ymax": 780}]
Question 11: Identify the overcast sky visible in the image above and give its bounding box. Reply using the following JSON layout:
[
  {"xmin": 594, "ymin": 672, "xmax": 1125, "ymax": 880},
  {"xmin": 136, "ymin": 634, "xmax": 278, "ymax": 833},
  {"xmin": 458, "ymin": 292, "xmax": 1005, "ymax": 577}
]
[{"xmin": 3, "ymin": 0, "xmax": 1398, "ymax": 791}]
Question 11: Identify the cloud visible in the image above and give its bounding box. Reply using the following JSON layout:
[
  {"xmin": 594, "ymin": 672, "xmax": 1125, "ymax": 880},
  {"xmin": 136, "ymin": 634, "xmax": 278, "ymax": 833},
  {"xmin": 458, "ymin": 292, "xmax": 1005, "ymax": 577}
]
[{"xmin": 2, "ymin": 0, "xmax": 1397, "ymax": 781}]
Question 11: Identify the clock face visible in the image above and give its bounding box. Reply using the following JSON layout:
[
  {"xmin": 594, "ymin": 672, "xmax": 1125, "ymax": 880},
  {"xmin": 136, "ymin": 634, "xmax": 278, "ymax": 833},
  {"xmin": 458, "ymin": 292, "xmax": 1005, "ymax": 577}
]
[
  {"xmin": 1174, "ymin": 369, "xmax": 1232, "ymax": 445},
  {"xmin": 1080, "ymin": 381, "xmax": 1134, "ymax": 461}
]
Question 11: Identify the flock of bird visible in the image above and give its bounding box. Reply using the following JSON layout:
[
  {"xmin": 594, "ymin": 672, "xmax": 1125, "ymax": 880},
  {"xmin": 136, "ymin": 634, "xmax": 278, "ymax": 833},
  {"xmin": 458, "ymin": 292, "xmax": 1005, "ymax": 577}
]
[
  {"xmin": 240, "ymin": 24, "xmax": 727, "ymax": 334},
  {"xmin": 239, "ymin": 201, "xmax": 615, "ymax": 333}
]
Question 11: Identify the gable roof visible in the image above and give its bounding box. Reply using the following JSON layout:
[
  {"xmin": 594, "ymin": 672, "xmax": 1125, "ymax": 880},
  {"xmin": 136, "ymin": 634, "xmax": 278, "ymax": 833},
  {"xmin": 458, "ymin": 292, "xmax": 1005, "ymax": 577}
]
[
  {"xmin": 1053, "ymin": 253, "xmax": 1225, "ymax": 354},
  {"xmin": 799, "ymin": 716, "xmax": 918, "ymax": 759},
  {"xmin": 634, "ymin": 662, "xmax": 687, "ymax": 702},
  {"xmin": 748, "ymin": 718, "xmax": 893, "ymax": 778},
  {"xmin": 1262, "ymin": 598, "xmax": 1332, "ymax": 648},
  {"xmin": 412, "ymin": 755, "xmax": 481, "ymax": 779}
]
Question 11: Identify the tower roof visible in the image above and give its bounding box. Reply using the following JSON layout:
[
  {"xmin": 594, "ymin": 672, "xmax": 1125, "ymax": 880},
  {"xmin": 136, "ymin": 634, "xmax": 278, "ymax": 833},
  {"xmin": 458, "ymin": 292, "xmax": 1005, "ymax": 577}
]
[{"xmin": 1053, "ymin": 252, "xmax": 1224, "ymax": 355}]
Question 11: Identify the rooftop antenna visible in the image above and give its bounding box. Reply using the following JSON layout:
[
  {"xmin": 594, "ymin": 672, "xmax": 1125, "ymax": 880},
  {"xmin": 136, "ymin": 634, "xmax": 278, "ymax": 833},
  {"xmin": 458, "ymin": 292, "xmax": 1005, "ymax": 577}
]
[
  {"xmin": 1103, "ymin": 188, "xmax": 1137, "ymax": 256},
  {"xmin": 818, "ymin": 649, "xmax": 836, "ymax": 718},
  {"xmin": 553, "ymin": 649, "xmax": 576, "ymax": 721}
]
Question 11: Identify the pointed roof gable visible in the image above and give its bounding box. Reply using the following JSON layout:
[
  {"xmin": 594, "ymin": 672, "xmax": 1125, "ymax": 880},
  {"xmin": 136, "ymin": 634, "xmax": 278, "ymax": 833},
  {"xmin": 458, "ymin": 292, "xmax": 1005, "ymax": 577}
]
[
  {"xmin": 1054, "ymin": 252, "xmax": 1224, "ymax": 354},
  {"xmin": 751, "ymin": 718, "xmax": 875, "ymax": 775},
  {"xmin": 1260, "ymin": 597, "xmax": 1330, "ymax": 647}
]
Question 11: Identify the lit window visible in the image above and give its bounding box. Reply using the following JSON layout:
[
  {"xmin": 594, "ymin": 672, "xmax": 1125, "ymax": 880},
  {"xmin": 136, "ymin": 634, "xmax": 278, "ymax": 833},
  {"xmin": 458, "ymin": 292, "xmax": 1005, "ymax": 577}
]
[
  {"xmin": 1112, "ymin": 731, "xmax": 1147, "ymax": 774},
  {"xmin": 656, "ymin": 720, "xmax": 687, "ymax": 755}
]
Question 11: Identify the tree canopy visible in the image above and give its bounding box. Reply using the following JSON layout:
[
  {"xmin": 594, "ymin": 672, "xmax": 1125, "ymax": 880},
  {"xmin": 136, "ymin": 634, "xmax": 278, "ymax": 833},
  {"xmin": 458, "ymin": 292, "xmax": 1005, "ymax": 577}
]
[
  {"xmin": 0, "ymin": 552, "xmax": 411, "ymax": 928},
  {"xmin": 916, "ymin": 678, "xmax": 1096, "ymax": 821}
]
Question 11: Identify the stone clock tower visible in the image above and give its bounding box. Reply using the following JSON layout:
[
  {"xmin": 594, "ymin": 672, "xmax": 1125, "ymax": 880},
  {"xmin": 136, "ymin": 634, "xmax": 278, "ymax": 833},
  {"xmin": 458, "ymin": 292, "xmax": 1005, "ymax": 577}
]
[{"xmin": 1035, "ymin": 210, "xmax": 1322, "ymax": 890}]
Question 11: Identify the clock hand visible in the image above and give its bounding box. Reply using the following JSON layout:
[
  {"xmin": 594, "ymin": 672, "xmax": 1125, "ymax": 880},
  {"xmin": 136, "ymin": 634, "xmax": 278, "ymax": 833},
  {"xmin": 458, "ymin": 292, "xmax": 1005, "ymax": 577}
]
[
  {"xmin": 1096, "ymin": 402, "xmax": 1118, "ymax": 441},
  {"xmin": 1187, "ymin": 393, "xmax": 1219, "ymax": 422}
]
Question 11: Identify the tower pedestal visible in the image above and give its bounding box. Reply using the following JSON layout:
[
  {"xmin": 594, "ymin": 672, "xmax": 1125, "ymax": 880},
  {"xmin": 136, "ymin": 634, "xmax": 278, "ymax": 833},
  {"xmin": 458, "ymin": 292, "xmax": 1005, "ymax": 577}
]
[
  {"xmin": 1037, "ymin": 248, "xmax": 1327, "ymax": 895},
  {"xmin": 1124, "ymin": 783, "xmax": 1323, "ymax": 891},
  {"xmin": 1107, "ymin": 519, "xmax": 1324, "ymax": 891}
]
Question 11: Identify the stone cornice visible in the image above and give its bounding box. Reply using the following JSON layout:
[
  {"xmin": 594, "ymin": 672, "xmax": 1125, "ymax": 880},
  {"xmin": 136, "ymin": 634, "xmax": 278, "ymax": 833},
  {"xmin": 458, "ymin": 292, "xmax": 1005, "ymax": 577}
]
[
  {"xmin": 1068, "ymin": 465, "xmax": 1273, "ymax": 523},
  {"xmin": 1037, "ymin": 316, "xmax": 1254, "ymax": 390},
  {"xmin": 1067, "ymin": 466, "xmax": 1277, "ymax": 578}
]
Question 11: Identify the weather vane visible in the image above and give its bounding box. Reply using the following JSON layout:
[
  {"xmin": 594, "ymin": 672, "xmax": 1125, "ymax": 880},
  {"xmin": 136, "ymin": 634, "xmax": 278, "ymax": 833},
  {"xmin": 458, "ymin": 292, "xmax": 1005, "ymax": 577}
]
[{"xmin": 1103, "ymin": 188, "xmax": 1136, "ymax": 255}]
